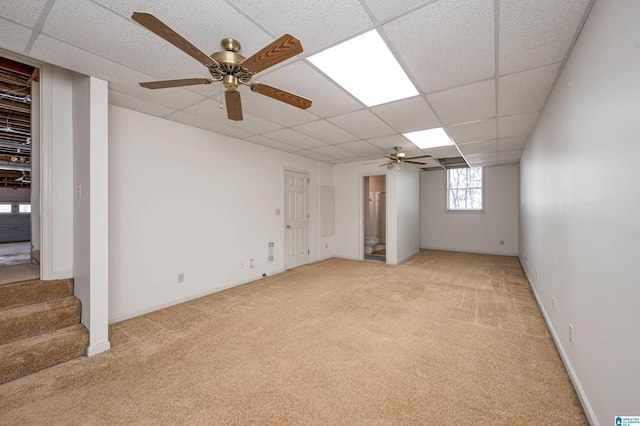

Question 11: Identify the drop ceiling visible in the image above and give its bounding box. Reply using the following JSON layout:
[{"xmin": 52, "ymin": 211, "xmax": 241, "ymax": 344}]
[{"xmin": 0, "ymin": 0, "xmax": 593, "ymax": 167}]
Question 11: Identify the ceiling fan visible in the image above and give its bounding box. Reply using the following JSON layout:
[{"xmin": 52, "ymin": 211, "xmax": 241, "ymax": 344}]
[
  {"xmin": 367, "ymin": 146, "xmax": 432, "ymax": 168},
  {"xmin": 131, "ymin": 11, "xmax": 312, "ymax": 121}
]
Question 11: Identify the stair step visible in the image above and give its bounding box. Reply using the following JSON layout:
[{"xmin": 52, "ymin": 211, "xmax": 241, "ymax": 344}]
[
  {"xmin": 0, "ymin": 324, "xmax": 88, "ymax": 384},
  {"xmin": 0, "ymin": 296, "xmax": 81, "ymax": 345},
  {"xmin": 0, "ymin": 278, "xmax": 73, "ymax": 310}
]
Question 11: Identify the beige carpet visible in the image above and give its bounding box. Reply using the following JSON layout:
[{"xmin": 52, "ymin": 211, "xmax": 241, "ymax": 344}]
[{"xmin": 0, "ymin": 250, "xmax": 587, "ymax": 425}]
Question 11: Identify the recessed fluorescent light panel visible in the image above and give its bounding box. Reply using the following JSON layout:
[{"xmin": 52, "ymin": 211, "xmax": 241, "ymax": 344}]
[
  {"xmin": 404, "ymin": 128, "xmax": 455, "ymax": 149},
  {"xmin": 308, "ymin": 30, "xmax": 418, "ymax": 107}
]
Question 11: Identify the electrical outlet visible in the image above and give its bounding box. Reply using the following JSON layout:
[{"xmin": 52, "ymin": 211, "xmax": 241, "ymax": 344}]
[
  {"xmin": 250, "ymin": 258, "xmax": 255, "ymax": 268},
  {"xmin": 569, "ymin": 323, "xmax": 574, "ymax": 345},
  {"xmin": 552, "ymin": 297, "xmax": 556, "ymax": 312},
  {"xmin": 500, "ymin": 240, "xmax": 504, "ymax": 245},
  {"xmin": 177, "ymin": 273, "xmax": 184, "ymax": 283},
  {"xmin": 240, "ymin": 261, "xmax": 244, "ymax": 268},
  {"xmin": 325, "ymin": 243, "xmax": 328, "ymax": 249}
]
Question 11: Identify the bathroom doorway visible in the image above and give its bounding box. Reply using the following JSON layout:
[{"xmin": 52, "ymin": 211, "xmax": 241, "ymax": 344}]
[{"xmin": 363, "ymin": 175, "xmax": 386, "ymax": 262}]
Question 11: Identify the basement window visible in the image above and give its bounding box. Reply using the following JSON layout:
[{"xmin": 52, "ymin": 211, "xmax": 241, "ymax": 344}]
[
  {"xmin": 447, "ymin": 167, "xmax": 483, "ymax": 212},
  {"xmin": 0, "ymin": 204, "xmax": 12, "ymax": 213},
  {"xmin": 19, "ymin": 204, "xmax": 31, "ymax": 213}
]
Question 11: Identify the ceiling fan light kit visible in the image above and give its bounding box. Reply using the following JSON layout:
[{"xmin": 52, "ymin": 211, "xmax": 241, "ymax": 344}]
[{"xmin": 131, "ymin": 11, "xmax": 312, "ymax": 121}]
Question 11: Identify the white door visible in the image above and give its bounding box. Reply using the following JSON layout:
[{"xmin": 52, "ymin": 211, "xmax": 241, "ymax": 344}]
[{"xmin": 284, "ymin": 170, "xmax": 309, "ymax": 269}]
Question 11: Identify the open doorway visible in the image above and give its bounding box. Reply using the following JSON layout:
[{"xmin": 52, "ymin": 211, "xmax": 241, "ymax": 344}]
[
  {"xmin": 363, "ymin": 175, "xmax": 386, "ymax": 262},
  {"xmin": 0, "ymin": 55, "xmax": 39, "ymax": 280}
]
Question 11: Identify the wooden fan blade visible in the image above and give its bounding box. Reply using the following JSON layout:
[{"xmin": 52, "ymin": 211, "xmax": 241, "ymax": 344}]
[
  {"xmin": 225, "ymin": 90, "xmax": 243, "ymax": 121},
  {"xmin": 139, "ymin": 78, "xmax": 214, "ymax": 89},
  {"xmin": 132, "ymin": 11, "xmax": 220, "ymax": 68},
  {"xmin": 251, "ymin": 83, "xmax": 312, "ymax": 110},
  {"xmin": 241, "ymin": 34, "xmax": 303, "ymax": 74},
  {"xmin": 404, "ymin": 160, "xmax": 428, "ymax": 165},
  {"xmin": 363, "ymin": 161, "xmax": 385, "ymax": 165},
  {"xmin": 378, "ymin": 162, "xmax": 393, "ymax": 167},
  {"xmin": 405, "ymin": 154, "xmax": 433, "ymax": 160}
]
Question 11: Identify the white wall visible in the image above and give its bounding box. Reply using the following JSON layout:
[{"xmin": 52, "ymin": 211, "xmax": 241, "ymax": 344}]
[
  {"xmin": 40, "ymin": 65, "xmax": 74, "ymax": 279},
  {"xmin": 519, "ymin": 0, "xmax": 640, "ymax": 423},
  {"xmin": 420, "ymin": 165, "xmax": 519, "ymax": 255},
  {"xmin": 108, "ymin": 106, "xmax": 332, "ymax": 322},
  {"xmin": 319, "ymin": 162, "xmax": 335, "ymax": 260},
  {"xmin": 73, "ymin": 74, "xmax": 110, "ymax": 356},
  {"xmin": 395, "ymin": 166, "xmax": 420, "ymax": 263}
]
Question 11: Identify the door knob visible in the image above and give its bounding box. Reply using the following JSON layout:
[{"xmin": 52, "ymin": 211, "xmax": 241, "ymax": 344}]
[{"xmin": 286, "ymin": 224, "xmax": 291, "ymax": 228}]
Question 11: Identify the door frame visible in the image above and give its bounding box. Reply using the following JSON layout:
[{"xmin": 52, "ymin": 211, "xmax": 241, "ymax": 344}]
[
  {"xmin": 360, "ymin": 172, "xmax": 388, "ymax": 263},
  {"xmin": 0, "ymin": 49, "xmax": 50, "ymax": 279},
  {"xmin": 283, "ymin": 167, "xmax": 310, "ymax": 270}
]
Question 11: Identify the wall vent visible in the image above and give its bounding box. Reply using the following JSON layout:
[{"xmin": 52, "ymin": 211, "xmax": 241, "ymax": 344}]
[{"xmin": 268, "ymin": 242, "xmax": 274, "ymax": 262}]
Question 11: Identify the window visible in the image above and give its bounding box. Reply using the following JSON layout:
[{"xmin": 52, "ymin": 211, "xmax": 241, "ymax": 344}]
[
  {"xmin": 19, "ymin": 204, "xmax": 31, "ymax": 213},
  {"xmin": 447, "ymin": 167, "xmax": 483, "ymax": 211},
  {"xmin": 0, "ymin": 204, "xmax": 12, "ymax": 213}
]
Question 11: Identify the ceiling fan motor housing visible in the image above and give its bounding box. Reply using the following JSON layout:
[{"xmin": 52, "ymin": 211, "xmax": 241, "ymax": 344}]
[{"xmin": 209, "ymin": 38, "xmax": 252, "ymax": 87}]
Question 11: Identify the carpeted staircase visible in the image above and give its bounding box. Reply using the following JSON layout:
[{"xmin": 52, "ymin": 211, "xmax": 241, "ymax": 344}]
[{"xmin": 0, "ymin": 278, "xmax": 88, "ymax": 384}]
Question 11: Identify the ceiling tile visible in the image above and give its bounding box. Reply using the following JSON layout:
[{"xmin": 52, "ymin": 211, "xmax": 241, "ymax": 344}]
[
  {"xmin": 262, "ymin": 128, "xmax": 328, "ymax": 150},
  {"xmin": 109, "ymin": 89, "xmax": 175, "ymax": 118},
  {"xmin": 468, "ymin": 160, "xmax": 498, "ymax": 167},
  {"xmin": 426, "ymin": 145, "xmax": 462, "ymax": 159},
  {"xmin": 464, "ymin": 152, "xmax": 498, "ymax": 163},
  {"xmin": 295, "ymin": 150, "xmax": 334, "ymax": 162},
  {"xmin": 30, "ymin": 35, "xmax": 207, "ymax": 110},
  {"xmin": 259, "ymin": 61, "xmax": 363, "ymax": 118},
  {"xmin": 335, "ymin": 141, "xmax": 385, "ymax": 157},
  {"xmin": 292, "ymin": 120, "xmax": 359, "ymax": 144},
  {"xmin": 41, "ymin": 0, "xmax": 204, "ymax": 81},
  {"xmin": 183, "ymin": 98, "xmax": 283, "ymax": 134},
  {"xmin": 498, "ymin": 63, "xmax": 560, "ymax": 116},
  {"xmin": 371, "ymin": 96, "xmax": 440, "ymax": 133},
  {"xmin": 498, "ymin": 149, "xmax": 524, "ymax": 162},
  {"xmin": 366, "ymin": 135, "xmax": 415, "ymax": 151},
  {"xmin": 167, "ymin": 111, "xmax": 254, "ymax": 139},
  {"xmin": 0, "ymin": 17, "xmax": 32, "ymax": 52},
  {"xmin": 310, "ymin": 145, "xmax": 359, "ymax": 160},
  {"xmin": 457, "ymin": 140, "xmax": 497, "ymax": 155},
  {"xmin": 241, "ymin": 91, "xmax": 319, "ymax": 127},
  {"xmin": 428, "ymin": 79, "xmax": 496, "ymax": 125},
  {"xmin": 244, "ymin": 135, "xmax": 300, "ymax": 153},
  {"xmin": 328, "ymin": 110, "xmax": 395, "ymax": 139},
  {"xmin": 0, "ymin": 0, "xmax": 48, "ymax": 27},
  {"xmin": 498, "ymin": 136, "xmax": 527, "ymax": 152},
  {"xmin": 229, "ymin": 0, "xmax": 373, "ymax": 55},
  {"xmin": 383, "ymin": 0, "xmax": 495, "ymax": 93},
  {"xmin": 446, "ymin": 119, "xmax": 497, "ymax": 144},
  {"xmin": 499, "ymin": 0, "xmax": 591, "ymax": 74},
  {"xmin": 96, "ymin": 0, "xmax": 274, "ymax": 58},
  {"xmin": 363, "ymin": 0, "xmax": 434, "ymax": 22},
  {"xmin": 498, "ymin": 111, "xmax": 539, "ymax": 138}
]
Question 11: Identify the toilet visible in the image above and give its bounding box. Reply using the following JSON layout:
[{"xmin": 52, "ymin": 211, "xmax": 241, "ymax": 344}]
[{"xmin": 364, "ymin": 237, "xmax": 380, "ymax": 254}]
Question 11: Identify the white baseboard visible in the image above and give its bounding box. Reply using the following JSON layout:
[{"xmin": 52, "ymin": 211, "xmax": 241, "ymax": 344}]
[
  {"xmin": 521, "ymin": 257, "xmax": 598, "ymax": 426},
  {"xmin": 397, "ymin": 249, "xmax": 420, "ymax": 265},
  {"xmin": 109, "ymin": 270, "xmax": 285, "ymax": 324},
  {"xmin": 334, "ymin": 255, "xmax": 360, "ymax": 261},
  {"xmin": 86, "ymin": 340, "xmax": 111, "ymax": 356},
  {"xmin": 420, "ymin": 246, "xmax": 518, "ymax": 257}
]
